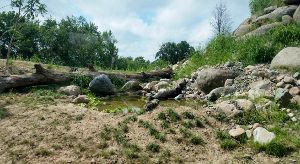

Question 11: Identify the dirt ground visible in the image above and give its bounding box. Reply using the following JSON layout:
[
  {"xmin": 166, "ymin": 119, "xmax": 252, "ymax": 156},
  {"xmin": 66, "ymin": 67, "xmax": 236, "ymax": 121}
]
[{"xmin": 0, "ymin": 92, "xmax": 291, "ymax": 164}]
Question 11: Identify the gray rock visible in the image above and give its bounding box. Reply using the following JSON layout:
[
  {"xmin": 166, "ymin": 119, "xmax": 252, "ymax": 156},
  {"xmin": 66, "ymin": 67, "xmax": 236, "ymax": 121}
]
[
  {"xmin": 271, "ymin": 47, "xmax": 300, "ymax": 69},
  {"xmin": 244, "ymin": 22, "xmax": 283, "ymax": 38},
  {"xmin": 153, "ymin": 88, "xmax": 179, "ymax": 100},
  {"xmin": 276, "ymin": 81, "xmax": 285, "ymax": 88},
  {"xmin": 294, "ymin": 5, "xmax": 300, "ymax": 24},
  {"xmin": 224, "ymin": 79, "xmax": 234, "ymax": 87},
  {"xmin": 58, "ymin": 85, "xmax": 81, "ymax": 96},
  {"xmin": 215, "ymin": 101, "xmax": 242, "ymax": 118},
  {"xmin": 89, "ymin": 74, "xmax": 115, "ymax": 96},
  {"xmin": 72, "ymin": 95, "xmax": 89, "ymax": 104},
  {"xmin": 229, "ymin": 128, "xmax": 245, "ymax": 138},
  {"xmin": 283, "ymin": 0, "xmax": 300, "ymax": 5},
  {"xmin": 275, "ymin": 88, "xmax": 293, "ymax": 106},
  {"xmin": 264, "ymin": 6, "xmax": 278, "ymax": 14},
  {"xmin": 291, "ymin": 117, "xmax": 298, "ymax": 122},
  {"xmin": 255, "ymin": 5, "xmax": 298, "ymax": 23},
  {"xmin": 144, "ymin": 99, "xmax": 159, "ymax": 111},
  {"xmin": 154, "ymin": 81, "xmax": 171, "ymax": 91},
  {"xmin": 253, "ymin": 127, "xmax": 275, "ymax": 144},
  {"xmin": 236, "ymin": 99, "xmax": 255, "ymax": 111},
  {"xmin": 250, "ymin": 80, "xmax": 272, "ymax": 90},
  {"xmin": 207, "ymin": 87, "xmax": 235, "ymax": 101},
  {"xmin": 246, "ymin": 130, "xmax": 252, "ymax": 138},
  {"xmin": 195, "ymin": 68, "xmax": 239, "ymax": 94},
  {"xmin": 283, "ymin": 76, "xmax": 295, "ymax": 84},
  {"xmin": 233, "ymin": 24, "xmax": 253, "ymax": 37},
  {"xmin": 121, "ymin": 80, "xmax": 142, "ymax": 92},
  {"xmin": 282, "ymin": 15, "xmax": 293, "ymax": 24},
  {"xmin": 143, "ymin": 81, "xmax": 158, "ymax": 92}
]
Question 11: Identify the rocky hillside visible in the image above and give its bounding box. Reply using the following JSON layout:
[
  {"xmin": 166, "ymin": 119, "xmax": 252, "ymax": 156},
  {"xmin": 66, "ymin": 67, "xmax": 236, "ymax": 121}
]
[{"xmin": 234, "ymin": 0, "xmax": 300, "ymax": 37}]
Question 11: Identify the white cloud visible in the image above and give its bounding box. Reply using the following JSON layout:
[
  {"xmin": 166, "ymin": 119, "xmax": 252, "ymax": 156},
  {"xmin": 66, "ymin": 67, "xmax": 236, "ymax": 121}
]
[{"xmin": 1, "ymin": 0, "xmax": 251, "ymax": 61}]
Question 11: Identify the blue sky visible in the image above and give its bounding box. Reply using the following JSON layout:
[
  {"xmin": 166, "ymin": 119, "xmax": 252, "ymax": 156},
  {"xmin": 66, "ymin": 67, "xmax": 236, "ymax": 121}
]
[{"xmin": 1, "ymin": 0, "xmax": 250, "ymax": 61}]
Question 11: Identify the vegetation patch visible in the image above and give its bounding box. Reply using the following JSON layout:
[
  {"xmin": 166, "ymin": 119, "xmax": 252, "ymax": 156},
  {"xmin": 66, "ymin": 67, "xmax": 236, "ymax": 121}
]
[
  {"xmin": 0, "ymin": 106, "xmax": 11, "ymax": 119},
  {"xmin": 146, "ymin": 142, "xmax": 160, "ymax": 153}
]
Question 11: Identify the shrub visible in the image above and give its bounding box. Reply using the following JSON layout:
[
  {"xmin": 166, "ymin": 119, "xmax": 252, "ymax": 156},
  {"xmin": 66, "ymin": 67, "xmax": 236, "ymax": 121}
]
[
  {"xmin": 168, "ymin": 109, "xmax": 181, "ymax": 122},
  {"xmin": 71, "ymin": 74, "xmax": 93, "ymax": 88},
  {"xmin": 0, "ymin": 106, "xmax": 10, "ymax": 119},
  {"xmin": 182, "ymin": 111, "xmax": 195, "ymax": 119},
  {"xmin": 146, "ymin": 143, "xmax": 160, "ymax": 153},
  {"xmin": 190, "ymin": 136, "xmax": 204, "ymax": 145}
]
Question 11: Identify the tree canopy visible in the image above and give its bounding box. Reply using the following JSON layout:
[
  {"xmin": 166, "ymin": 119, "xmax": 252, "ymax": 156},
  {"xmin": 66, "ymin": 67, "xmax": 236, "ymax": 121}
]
[{"xmin": 155, "ymin": 41, "xmax": 195, "ymax": 64}]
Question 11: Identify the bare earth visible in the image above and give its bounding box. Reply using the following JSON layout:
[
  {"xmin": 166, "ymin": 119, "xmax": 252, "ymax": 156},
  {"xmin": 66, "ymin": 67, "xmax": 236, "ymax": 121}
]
[{"xmin": 0, "ymin": 93, "xmax": 287, "ymax": 164}]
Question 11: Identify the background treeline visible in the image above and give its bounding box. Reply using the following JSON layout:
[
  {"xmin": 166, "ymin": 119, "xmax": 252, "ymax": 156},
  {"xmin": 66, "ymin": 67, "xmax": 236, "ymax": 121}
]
[{"xmin": 0, "ymin": 11, "xmax": 173, "ymax": 71}]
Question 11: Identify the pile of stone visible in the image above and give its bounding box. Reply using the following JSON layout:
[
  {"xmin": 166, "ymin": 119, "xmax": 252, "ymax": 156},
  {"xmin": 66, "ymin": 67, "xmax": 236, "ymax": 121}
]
[{"xmin": 234, "ymin": 0, "xmax": 300, "ymax": 37}]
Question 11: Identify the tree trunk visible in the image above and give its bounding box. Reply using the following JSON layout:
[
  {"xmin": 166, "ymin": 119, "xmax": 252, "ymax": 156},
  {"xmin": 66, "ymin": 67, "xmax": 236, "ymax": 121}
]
[
  {"xmin": 5, "ymin": 36, "xmax": 14, "ymax": 75},
  {"xmin": 0, "ymin": 64, "xmax": 173, "ymax": 92}
]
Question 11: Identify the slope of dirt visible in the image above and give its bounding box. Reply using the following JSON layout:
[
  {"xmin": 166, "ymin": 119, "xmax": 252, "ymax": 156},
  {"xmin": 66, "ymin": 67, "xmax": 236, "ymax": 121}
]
[{"xmin": 0, "ymin": 92, "xmax": 287, "ymax": 164}]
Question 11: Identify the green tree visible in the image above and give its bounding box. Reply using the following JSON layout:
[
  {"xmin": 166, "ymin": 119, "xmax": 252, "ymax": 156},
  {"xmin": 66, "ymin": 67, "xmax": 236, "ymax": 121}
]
[
  {"xmin": 155, "ymin": 41, "xmax": 194, "ymax": 64},
  {"xmin": 2, "ymin": 0, "xmax": 46, "ymax": 73}
]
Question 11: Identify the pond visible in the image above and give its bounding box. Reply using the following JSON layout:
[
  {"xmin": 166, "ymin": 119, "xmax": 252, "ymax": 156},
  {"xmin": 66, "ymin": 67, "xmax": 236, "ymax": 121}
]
[{"xmin": 92, "ymin": 95, "xmax": 206, "ymax": 113}]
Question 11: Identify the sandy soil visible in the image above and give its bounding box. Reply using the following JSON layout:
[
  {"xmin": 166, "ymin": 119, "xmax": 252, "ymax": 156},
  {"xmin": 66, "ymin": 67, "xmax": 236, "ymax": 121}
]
[{"xmin": 0, "ymin": 93, "xmax": 285, "ymax": 164}]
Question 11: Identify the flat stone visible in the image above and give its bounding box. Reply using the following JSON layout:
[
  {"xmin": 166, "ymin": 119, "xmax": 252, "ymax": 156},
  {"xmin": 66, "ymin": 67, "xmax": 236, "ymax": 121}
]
[
  {"xmin": 229, "ymin": 128, "xmax": 245, "ymax": 138},
  {"xmin": 253, "ymin": 127, "xmax": 276, "ymax": 144},
  {"xmin": 291, "ymin": 117, "xmax": 297, "ymax": 122},
  {"xmin": 288, "ymin": 113, "xmax": 295, "ymax": 117}
]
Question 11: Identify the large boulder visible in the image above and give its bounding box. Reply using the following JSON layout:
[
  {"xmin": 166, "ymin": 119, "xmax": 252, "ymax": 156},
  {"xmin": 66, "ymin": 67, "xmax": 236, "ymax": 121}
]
[
  {"xmin": 255, "ymin": 5, "xmax": 298, "ymax": 23},
  {"xmin": 89, "ymin": 74, "xmax": 115, "ymax": 96},
  {"xmin": 243, "ymin": 22, "xmax": 283, "ymax": 38},
  {"xmin": 58, "ymin": 85, "xmax": 81, "ymax": 96},
  {"xmin": 121, "ymin": 80, "xmax": 142, "ymax": 92},
  {"xmin": 194, "ymin": 69, "xmax": 239, "ymax": 94},
  {"xmin": 293, "ymin": 5, "xmax": 300, "ymax": 24},
  {"xmin": 253, "ymin": 127, "xmax": 275, "ymax": 144},
  {"xmin": 271, "ymin": 47, "xmax": 300, "ymax": 69},
  {"xmin": 283, "ymin": 0, "xmax": 300, "ymax": 5}
]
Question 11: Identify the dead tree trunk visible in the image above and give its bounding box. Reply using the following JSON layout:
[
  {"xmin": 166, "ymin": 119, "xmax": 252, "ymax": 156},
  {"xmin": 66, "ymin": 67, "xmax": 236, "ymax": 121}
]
[{"xmin": 0, "ymin": 64, "xmax": 173, "ymax": 92}]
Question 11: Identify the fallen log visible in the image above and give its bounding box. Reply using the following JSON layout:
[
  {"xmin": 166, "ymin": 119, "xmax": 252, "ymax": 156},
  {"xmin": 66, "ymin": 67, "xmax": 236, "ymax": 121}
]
[{"xmin": 0, "ymin": 64, "xmax": 173, "ymax": 92}]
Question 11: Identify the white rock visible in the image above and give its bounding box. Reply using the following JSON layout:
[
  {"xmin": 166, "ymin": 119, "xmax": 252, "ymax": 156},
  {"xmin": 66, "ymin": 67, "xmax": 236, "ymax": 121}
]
[
  {"xmin": 253, "ymin": 127, "xmax": 276, "ymax": 144},
  {"xmin": 291, "ymin": 117, "xmax": 297, "ymax": 122},
  {"xmin": 288, "ymin": 113, "xmax": 295, "ymax": 117}
]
